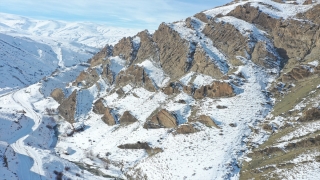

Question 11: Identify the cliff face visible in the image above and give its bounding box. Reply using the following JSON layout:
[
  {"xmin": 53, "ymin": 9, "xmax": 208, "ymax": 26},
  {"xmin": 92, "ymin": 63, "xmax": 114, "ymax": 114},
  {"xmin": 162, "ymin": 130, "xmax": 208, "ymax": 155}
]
[{"xmin": 51, "ymin": 1, "xmax": 320, "ymax": 179}]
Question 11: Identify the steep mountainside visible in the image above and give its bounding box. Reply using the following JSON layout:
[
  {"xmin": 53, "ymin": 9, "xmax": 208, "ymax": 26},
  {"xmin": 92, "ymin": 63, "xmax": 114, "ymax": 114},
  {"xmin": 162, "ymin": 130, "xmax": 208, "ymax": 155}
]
[{"xmin": 1, "ymin": 0, "xmax": 320, "ymax": 179}]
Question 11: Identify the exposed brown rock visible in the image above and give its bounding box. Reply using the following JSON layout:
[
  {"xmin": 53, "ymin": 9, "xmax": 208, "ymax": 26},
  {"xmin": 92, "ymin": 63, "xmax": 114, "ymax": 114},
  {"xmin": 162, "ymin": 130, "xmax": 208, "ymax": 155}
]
[
  {"xmin": 134, "ymin": 30, "xmax": 159, "ymax": 63},
  {"xmin": 51, "ymin": 88, "xmax": 65, "ymax": 104},
  {"xmin": 281, "ymin": 65, "xmax": 317, "ymax": 82},
  {"xmin": 174, "ymin": 124, "xmax": 199, "ymax": 134},
  {"xmin": 119, "ymin": 111, "xmax": 138, "ymax": 125},
  {"xmin": 194, "ymin": 81, "xmax": 234, "ymax": 99},
  {"xmin": 202, "ymin": 21, "xmax": 251, "ymax": 67},
  {"xmin": 72, "ymin": 68, "xmax": 100, "ymax": 88},
  {"xmin": 303, "ymin": 0, "xmax": 313, "ymax": 5},
  {"xmin": 58, "ymin": 90, "xmax": 77, "ymax": 123},
  {"xmin": 227, "ymin": 3, "xmax": 320, "ymax": 68},
  {"xmin": 89, "ymin": 45, "xmax": 113, "ymax": 67},
  {"xmin": 190, "ymin": 47, "xmax": 224, "ymax": 79},
  {"xmin": 183, "ymin": 85, "xmax": 194, "ymax": 95},
  {"xmin": 197, "ymin": 115, "xmax": 220, "ymax": 128},
  {"xmin": 101, "ymin": 64, "xmax": 114, "ymax": 84},
  {"xmin": 118, "ymin": 142, "xmax": 150, "ymax": 149},
  {"xmin": 194, "ymin": 12, "xmax": 208, "ymax": 23},
  {"xmin": 92, "ymin": 99, "xmax": 106, "ymax": 114},
  {"xmin": 153, "ymin": 23, "xmax": 190, "ymax": 79},
  {"xmin": 299, "ymin": 107, "xmax": 320, "ymax": 122},
  {"xmin": 101, "ymin": 107, "xmax": 116, "ymax": 126},
  {"xmin": 115, "ymin": 65, "xmax": 156, "ymax": 92},
  {"xmin": 144, "ymin": 109, "xmax": 177, "ymax": 129},
  {"xmin": 113, "ymin": 37, "xmax": 135, "ymax": 63}
]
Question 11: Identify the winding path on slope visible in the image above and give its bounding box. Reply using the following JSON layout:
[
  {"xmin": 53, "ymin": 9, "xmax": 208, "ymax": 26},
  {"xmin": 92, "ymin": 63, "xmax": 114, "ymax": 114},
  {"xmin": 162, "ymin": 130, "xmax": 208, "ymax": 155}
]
[{"xmin": 10, "ymin": 89, "xmax": 44, "ymax": 180}]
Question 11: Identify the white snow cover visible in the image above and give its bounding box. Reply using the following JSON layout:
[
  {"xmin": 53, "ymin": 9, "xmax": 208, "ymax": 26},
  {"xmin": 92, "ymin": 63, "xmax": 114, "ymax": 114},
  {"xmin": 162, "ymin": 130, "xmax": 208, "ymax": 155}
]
[
  {"xmin": 204, "ymin": 0, "xmax": 318, "ymax": 19},
  {"xmin": 138, "ymin": 60, "xmax": 170, "ymax": 88},
  {"xmin": 0, "ymin": 12, "xmax": 139, "ymax": 95}
]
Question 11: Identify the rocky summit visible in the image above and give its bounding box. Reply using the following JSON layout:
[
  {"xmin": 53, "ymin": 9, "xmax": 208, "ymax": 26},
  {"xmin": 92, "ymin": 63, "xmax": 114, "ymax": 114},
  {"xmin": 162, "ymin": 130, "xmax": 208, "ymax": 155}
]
[{"xmin": 1, "ymin": 0, "xmax": 320, "ymax": 180}]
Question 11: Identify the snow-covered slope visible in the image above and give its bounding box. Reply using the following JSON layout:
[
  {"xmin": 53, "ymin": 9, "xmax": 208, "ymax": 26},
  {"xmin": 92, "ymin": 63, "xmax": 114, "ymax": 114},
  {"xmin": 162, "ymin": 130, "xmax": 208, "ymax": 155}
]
[
  {"xmin": 0, "ymin": 13, "xmax": 140, "ymax": 95},
  {"xmin": 1, "ymin": 0, "xmax": 320, "ymax": 180}
]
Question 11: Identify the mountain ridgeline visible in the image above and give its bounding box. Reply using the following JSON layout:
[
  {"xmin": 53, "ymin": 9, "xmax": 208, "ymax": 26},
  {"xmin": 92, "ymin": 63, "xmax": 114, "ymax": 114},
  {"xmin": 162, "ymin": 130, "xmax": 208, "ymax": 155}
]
[{"xmin": 49, "ymin": 0, "xmax": 320, "ymax": 179}]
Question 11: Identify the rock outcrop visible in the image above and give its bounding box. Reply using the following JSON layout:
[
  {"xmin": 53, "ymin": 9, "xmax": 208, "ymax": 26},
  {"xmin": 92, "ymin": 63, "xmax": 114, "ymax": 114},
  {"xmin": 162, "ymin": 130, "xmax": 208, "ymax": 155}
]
[
  {"xmin": 174, "ymin": 124, "xmax": 199, "ymax": 134},
  {"xmin": 113, "ymin": 37, "xmax": 135, "ymax": 63},
  {"xmin": 51, "ymin": 88, "xmax": 65, "ymax": 104},
  {"xmin": 190, "ymin": 47, "xmax": 224, "ymax": 78},
  {"xmin": 115, "ymin": 65, "xmax": 156, "ymax": 91},
  {"xmin": 58, "ymin": 90, "xmax": 77, "ymax": 123},
  {"xmin": 101, "ymin": 107, "xmax": 116, "ymax": 126},
  {"xmin": 89, "ymin": 45, "xmax": 113, "ymax": 67},
  {"xmin": 197, "ymin": 115, "xmax": 220, "ymax": 128},
  {"xmin": 134, "ymin": 30, "xmax": 159, "ymax": 63},
  {"xmin": 119, "ymin": 111, "xmax": 138, "ymax": 125},
  {"xmin": 144, "ymin": 109, "xmax": 177, "ymax": 129},
  {"xmin": 153, "ymin": 23, "xmax": 190, "ymax": 79},
  {"xmin": 72, "ymin": 68, "xmax": 100, "ymax": 88},
  {"xmin": 92, "ymin": 99, "xmax": 106, "ymax": 114}
]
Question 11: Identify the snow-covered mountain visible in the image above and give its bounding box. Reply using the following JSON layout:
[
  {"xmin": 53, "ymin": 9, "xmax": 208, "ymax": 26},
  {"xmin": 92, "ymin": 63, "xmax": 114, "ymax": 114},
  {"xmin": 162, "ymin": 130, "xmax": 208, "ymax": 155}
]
[
  {"xmin": 1, "ymin": 0, "xmax": 320, "ymax": 179},
  {"xmin": 0, "ymin": 12, "xmax": 140, "ymax": 95}
]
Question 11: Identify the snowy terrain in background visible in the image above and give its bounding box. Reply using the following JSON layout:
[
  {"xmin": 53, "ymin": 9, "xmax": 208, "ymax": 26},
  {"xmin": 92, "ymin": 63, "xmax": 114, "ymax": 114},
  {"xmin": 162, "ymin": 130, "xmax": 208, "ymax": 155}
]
[{"xmin": 0, "ymin": 12, "xmax": 140, "ymax": 95}]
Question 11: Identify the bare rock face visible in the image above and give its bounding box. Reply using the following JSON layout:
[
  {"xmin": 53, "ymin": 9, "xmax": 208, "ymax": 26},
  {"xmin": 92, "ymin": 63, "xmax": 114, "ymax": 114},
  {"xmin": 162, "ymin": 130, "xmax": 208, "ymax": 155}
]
[
  {"xmin": 202, "ymin": 21, "xmax": 250, "ymax": 67},
  {"xmin": 72, "ymin": 68, "xmax": 100, "ymax": 88},
  {"xmin": 153, "ymin": 23, "xmax": 190, "ymax": 79},
  {"xmin": 113, "ymin": 37, "xmax": 135, "ymax": 63},
  {"xmin": 194, "ymin": 12, "xmax": 208, "ymax": 23},
  {"xmin": 299, "ymin": 107, "xmax": 320, "ymax": 122},
  {"xmin": 58, "ymin": 90, "xmax": 77, "ymax": 123},
  {"xmin": 101, "ymin": 64, "xmax": 114, "ymax": 84},
  {"xmin": 102, "ymin": 107, "xmax": 116, "ymax": 126},
  {"xmin": 134, "ymin": 30, "xmax": 159, "ymax": 63},
  {"xmin": 174, "ymin": 124, "xmax": 199, "ymax": 134},
  {"xmin": 89, "ymin": 45, "xmax": 113, "ymax": 67},
  {"xmin": 197, "ymin": 115, "xmax": 220, "ymax": 128},
  {"xmin": 183, "ymin": 86, "xmax": 194, "ymax": 96},
  {"xmin": 51, "ymin": 88, "xmax": 65, "ymax": 104},
  {"xmin": 162, "ymin": 82, "xmax": 180, "ymax": 95},
  {"xmin": 193, "ymin": 81, "xmax": 234, "ymax": 99},
  {"xmin": 115, "ymin": 65, "xmax": 156, "ymax": 92},
  {"xmin": 282, "ymin": 65, "xmax": 312, "ymax": 82},
  {"xmin": 297, "ymin": 4, "xmax": 320, "ymax": 24},
  {"xmin": 92, "ymin": 99, "xmax": 106, "ymax": 114},
  {"xmin": 190, "ymin": 47, "xmax": 224, "ymax": 79},
  {"xmin": 144, "ymin": 109, "xmax": 177, "ymax": 129},
  {"xmin": 227, "ymin": 3, "xmax": 320, "ymax": 68},
  {"xmin": 119, "ymin": 111, "xmax": 138, "ymax": 125}
]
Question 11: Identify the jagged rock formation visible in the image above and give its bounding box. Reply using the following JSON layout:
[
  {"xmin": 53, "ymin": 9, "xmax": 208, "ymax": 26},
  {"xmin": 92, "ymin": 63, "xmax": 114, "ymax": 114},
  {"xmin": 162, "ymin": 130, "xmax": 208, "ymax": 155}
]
[
  {"xmin": 46, "ymin": 1, "xmax": 320, "ymax": 179},
  {"xmin": 72, "ymin": 68, "xmax": 99, "ymax": 88},
  {"xmin": 153, "ymin": 23, "xmax": 190, "ymax": 79},
  {"xmin": 89, "ymin": 45, "xmax": 113, "ymax": 67},
  {"xmin": 58, "ymin": 90, "xmax": 77, "ymax": 123},
  {"xmin": 115, "ymin": 65, "xmax": 156, "ymax": 91}
]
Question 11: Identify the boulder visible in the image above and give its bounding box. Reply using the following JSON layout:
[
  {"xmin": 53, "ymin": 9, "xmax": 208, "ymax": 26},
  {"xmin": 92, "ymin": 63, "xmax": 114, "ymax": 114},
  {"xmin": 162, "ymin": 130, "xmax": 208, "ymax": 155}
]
[
  {"xmin": 119, "ymin": 111, "xmax": 138, "ymax": 125},
  {"xmin": 144, "ymin": 109, "xmax": 177, "ymax": 129},
  {"xmin": 197, "ymin": 115, "xmax": 220, "ymax": 128}
]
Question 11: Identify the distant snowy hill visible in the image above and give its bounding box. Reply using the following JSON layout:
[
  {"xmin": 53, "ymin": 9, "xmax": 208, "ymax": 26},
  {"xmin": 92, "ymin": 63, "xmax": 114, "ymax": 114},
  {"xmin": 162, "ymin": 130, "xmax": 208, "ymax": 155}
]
[{"xmin": 0, "ymin": 12, "xmax": 140, "ymax": 94}]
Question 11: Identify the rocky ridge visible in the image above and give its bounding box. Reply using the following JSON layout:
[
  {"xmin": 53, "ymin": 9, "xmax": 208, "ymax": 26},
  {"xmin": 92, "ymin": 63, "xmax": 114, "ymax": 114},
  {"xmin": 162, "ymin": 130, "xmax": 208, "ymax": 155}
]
[{"xmin": 49, "ymin": 0, "xmax": 320, "ymax": 179}]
